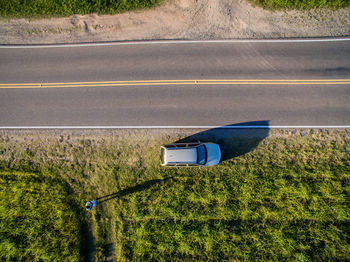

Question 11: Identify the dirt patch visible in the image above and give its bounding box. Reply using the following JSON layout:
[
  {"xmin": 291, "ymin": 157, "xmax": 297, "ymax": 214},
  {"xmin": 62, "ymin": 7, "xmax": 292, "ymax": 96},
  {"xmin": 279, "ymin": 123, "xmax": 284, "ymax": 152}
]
[{"xmin": 0, "ymin": 0, "xmax": 349, "ymax": 44}]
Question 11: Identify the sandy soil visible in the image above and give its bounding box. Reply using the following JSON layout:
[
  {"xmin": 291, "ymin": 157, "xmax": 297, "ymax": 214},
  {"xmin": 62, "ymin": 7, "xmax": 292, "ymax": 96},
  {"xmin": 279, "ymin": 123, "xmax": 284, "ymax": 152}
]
[{"xmin": 0, "ymin": 0, "xmax": 349, "ymax": 44}]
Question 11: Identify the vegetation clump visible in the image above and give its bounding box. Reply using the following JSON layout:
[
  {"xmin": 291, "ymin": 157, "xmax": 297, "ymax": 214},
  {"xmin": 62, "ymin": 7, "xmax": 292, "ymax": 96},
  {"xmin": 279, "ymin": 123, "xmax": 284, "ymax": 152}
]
[
  {"xmin": 0, "ymin": 0, "xmax": 162, "ymax": 18},
  {"xmin": 0, "ymin": 170, "xmax": 83, "ymax": 261}
]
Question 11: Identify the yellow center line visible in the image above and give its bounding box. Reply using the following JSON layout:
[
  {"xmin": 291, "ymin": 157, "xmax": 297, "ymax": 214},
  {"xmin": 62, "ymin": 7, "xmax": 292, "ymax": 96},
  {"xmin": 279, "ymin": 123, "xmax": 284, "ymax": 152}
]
[{"xmin": 0, "ymin": 79, "xmax": 350, "ymax": 88}]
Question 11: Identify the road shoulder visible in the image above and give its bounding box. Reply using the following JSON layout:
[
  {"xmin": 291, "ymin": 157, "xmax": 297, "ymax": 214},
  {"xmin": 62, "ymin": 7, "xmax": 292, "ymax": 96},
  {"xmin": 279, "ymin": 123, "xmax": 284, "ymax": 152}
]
[{"xmin": 0, "ymin": 0, "xmax": 349, "ymax": 44}]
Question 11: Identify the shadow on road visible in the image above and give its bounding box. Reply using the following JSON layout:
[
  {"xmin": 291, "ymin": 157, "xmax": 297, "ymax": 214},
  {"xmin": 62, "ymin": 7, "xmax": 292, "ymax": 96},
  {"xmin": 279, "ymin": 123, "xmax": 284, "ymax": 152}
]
[{"xmin": 175, "ymin": 120, "xmax": 270, "ymax": 161}]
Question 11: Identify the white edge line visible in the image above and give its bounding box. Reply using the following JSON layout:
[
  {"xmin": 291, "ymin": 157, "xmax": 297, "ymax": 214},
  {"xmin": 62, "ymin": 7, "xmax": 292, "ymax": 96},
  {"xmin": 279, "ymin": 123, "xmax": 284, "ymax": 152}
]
[
  {"xmin": 0, "ymin": 126, "xmax": 349, "ymax": 129},
  {"xmin": 1, "ymin": 38, "xmax": 350, "ymax": 48}
]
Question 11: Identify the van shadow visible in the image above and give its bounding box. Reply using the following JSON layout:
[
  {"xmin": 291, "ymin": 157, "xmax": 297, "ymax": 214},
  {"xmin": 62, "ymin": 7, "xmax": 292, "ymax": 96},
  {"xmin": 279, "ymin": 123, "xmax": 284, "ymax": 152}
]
[{"xmin": 175, "ymin": 121, "xmax": 270, "ymax": 161}]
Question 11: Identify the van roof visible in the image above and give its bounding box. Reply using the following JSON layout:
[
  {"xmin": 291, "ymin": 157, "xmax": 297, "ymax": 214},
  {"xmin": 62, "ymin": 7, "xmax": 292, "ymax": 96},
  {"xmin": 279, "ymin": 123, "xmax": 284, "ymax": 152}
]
[{"xmin": 164, "ymin": 147, "xmax": 197, "ymax": 164}]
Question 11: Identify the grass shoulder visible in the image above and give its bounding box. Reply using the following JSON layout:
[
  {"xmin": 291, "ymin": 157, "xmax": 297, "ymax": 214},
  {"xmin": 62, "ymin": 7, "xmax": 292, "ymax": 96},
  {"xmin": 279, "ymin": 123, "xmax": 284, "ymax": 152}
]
[{"xmin": 0, "ymin": 129, "xmax": 349, "ymax": 260}]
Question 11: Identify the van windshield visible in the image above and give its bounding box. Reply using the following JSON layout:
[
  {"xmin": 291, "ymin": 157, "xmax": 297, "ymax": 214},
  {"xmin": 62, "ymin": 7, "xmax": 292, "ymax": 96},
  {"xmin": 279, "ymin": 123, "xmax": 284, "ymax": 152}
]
[{"xmin": 197, "ymin": 145, "xmax": 207, "ymax": 165}]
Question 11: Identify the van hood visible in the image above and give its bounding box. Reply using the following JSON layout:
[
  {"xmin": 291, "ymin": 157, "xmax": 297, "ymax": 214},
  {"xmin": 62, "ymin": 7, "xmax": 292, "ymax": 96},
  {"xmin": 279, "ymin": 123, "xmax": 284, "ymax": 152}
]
[{"xmin": 204, "ymin": 143, "xmax": 221, "ymax": 166}]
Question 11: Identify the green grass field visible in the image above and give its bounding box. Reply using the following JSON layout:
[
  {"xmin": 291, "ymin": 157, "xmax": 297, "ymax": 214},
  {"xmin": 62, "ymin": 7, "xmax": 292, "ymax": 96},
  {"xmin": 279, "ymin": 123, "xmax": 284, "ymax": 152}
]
[
  {"xmin": 0, "ymin": 129, "xmax": 349, "ymax": 261},
  {"xmin": 249, "ymin": 0, "xmax": 350, "ymax": 9},
  {"xmin": 0, "ymin": 0, "xmax": 162, "ymax": 18},
  {"xmin": 0, "ymin": 170, "xmax": 85, "ymax": 261}
]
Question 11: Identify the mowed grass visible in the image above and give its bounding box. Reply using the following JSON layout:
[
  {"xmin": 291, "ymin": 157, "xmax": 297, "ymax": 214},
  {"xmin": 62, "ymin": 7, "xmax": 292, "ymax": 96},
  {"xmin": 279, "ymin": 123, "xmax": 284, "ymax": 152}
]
[
  {"xmin": 249, "ymin": 0, "xmax": 350, "ymax": 9},
  {"xmin": 0, "ymin": 129, "xmax": 349, "ymax": 261},
  {"xmin": 0, "ymin": 0, "xmax": 162, "ymax": 18}
]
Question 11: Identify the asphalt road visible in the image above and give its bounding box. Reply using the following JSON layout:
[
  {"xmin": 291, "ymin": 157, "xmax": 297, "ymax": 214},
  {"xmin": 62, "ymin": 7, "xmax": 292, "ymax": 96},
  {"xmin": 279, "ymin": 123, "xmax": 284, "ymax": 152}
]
[{"xmin": 0, "ymin": 40, "xmax": 349, "ymax": 127}]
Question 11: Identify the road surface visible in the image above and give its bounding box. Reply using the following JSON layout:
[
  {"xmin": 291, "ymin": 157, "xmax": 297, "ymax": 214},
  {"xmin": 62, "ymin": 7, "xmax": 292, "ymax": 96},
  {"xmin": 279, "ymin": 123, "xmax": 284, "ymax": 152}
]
[{"xmin": 0, "ymin": 39, "xmax": 349, "ymax": 127}]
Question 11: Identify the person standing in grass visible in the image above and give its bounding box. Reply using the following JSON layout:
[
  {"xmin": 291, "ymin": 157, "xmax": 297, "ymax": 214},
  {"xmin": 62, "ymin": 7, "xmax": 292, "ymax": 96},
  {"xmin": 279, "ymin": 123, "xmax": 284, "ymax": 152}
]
[{"xmin": 85, "ymin": 199, "xmax": 96, "ymax": 211}]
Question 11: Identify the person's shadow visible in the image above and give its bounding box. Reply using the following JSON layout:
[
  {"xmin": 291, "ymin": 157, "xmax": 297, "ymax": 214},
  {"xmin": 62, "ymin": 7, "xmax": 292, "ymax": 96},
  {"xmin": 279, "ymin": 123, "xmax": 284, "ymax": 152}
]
[
  {"xmin": 175, "ymin": 120, "xmax": 270, "ymax": 161},
  {"xmin": 95, "ymin": 176, "xmax": 175, "ymax": 203}
]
